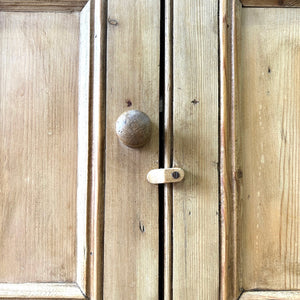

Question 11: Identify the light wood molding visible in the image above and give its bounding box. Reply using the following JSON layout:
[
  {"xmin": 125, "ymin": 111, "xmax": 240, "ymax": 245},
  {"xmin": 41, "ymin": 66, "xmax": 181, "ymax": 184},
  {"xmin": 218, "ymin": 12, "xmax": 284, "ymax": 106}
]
[
  {"xmin": 220, "ymin": 0, "xmax": 243, "ymax": 299},
  {"xmin": 85, "ymin": 0, "xmax": 107, "ymax": 298},
  {"xmin": 240, "ymin": 291, "xmax": 300, "ymax": 299},
  {"xmin": 241, "ymin": 0, "xmax": 300, "ymax": 7},
  {"xmin": 0, "ymin": 0, "xmax": 88, "ymax": 11},
  {"xmin": 0, "ymin": 283, "xmax": 85, "ymax": 299}
]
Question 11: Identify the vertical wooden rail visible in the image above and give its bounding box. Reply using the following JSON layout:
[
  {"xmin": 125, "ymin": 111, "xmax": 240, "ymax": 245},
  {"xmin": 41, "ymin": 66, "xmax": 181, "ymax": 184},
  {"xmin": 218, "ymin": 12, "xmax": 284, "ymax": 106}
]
[
  {"xmin": 86, "ymin": 0, "xmax": 106, "ymax": 299},
  {"xmin": 173, "ymin": 0, "xmax": 219, "ymax": 299},
  {"xmin": 220, "ymin": 1, "xmax": 233, "ymax": 299},
  {"xmin": 103, "ymin": 0, "xmax": 160, "ymax": 299},
  {"xmin": 220, "ymin": 0, "xmax": 242, "ymax": 298},
  {"xmin": 164, "ymin": 0, "xmax": 173, "ymax": 299}
]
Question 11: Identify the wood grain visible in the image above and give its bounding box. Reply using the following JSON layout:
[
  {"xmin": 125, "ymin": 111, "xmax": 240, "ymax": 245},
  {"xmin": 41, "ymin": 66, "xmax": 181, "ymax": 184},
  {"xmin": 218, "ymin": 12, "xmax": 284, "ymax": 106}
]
[
  {"xmin": 76, "ymin": 2, "xmax": 90, "ymax": 292},
  {"xmin": 84, "ymin": 0, "xmax": 107, "ymax": 299},
  {"xmin": 240, "ymin": 291, "xmax": 300, "ymax": 300},
  {"xmin": 173, "ymin": 0, "xmax": 219, "ymax": 299},
  {"xmin": 239, "ymin": 8, "xmax": 300, "ymax": 290},
  {"xmin": 0, "ymin": 1, "xmax": 88, "ymax": 11},
  {"xmin": 0, "ymin": 283, "xmax": 85, "ymax": 298},
  {"xmin": 241, "ymin": 0, "xmax": 300, "ymax": 7},
  {"xmin": 103, "ymin": 0, "xmax": 160, "ymax": 299},
  {"xmin": 0, "ymin": 11, "xmax": 79, "ymax": 283},
  {"xmin": 115, "ymin": 110, "xmax": 152, "ymax": 148},
  {"xmin": 163, "ymin": 0, "xmax": 173, "ymax": 298},
  {"xmin": 220, "ymin": 0, "xmax": 243, "ymax": 299}
]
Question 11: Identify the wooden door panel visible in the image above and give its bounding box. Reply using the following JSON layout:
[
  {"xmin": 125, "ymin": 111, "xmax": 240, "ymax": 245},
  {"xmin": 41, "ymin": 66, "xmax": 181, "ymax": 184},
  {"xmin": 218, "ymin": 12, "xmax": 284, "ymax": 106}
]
[
  {"xmin": 172, "ymin": 0, "xmax": 219, "ymax": 299},
  {"xmin": 0, "ymin": 11, "xmax": 79, "ymax": 284},
  {"xmin": 0, "ymin": 1, "xmax": 102, "ymax": 298},
  {"xmin": 221, "ymin": 1, "xmax": 300, "ymax": 298},
  {"xmin": 103, "ymin": 1, "xmax": 160, "ymax": 299},
  {"xmin": 240, "ymin": 8, "xmax": 300, "ymax": 290}
]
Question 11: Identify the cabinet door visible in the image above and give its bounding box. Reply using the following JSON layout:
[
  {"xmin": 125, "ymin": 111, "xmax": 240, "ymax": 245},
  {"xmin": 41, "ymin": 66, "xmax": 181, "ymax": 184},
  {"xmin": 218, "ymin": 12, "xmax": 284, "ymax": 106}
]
[
  {"xmin": 221, "ymin": 1, "xmax": 300, "ymax": 299},
  {"xmin": 172, "ymin": 0, "xmax": 219, "ymax": 299},
  {"xmin": 103, "ymin": 0, "xmax": 219, "ymax": 299},
  {"xmin": 0, "ymin": 1, "xmax": 104, "ymax": 298},
  {"xmin": 103, "ymin": 0, "xmax": 160, "ymax": 299}
]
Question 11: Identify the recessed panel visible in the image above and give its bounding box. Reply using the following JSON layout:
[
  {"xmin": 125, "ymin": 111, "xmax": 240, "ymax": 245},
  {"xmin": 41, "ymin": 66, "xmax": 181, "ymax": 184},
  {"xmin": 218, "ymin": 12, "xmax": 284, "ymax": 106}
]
[
  {"xmin": 0, "ymin": 11, "xmax": 79, "ymax": 283},
  {"xmin": 239, "ymin": 8, "xmax": 300, "ymax": 290}
]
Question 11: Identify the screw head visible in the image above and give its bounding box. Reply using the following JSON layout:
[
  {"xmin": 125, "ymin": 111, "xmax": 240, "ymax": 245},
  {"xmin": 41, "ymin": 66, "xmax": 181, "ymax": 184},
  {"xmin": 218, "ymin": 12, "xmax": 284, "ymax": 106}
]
[{"xmin": 172, "ymin": 171, "xmax": 180, "ymax": 179}]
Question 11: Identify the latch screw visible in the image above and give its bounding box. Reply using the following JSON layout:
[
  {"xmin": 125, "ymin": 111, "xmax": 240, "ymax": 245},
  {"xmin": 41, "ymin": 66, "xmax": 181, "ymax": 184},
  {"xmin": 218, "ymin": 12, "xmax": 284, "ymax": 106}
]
[{"xmin": 172, "ymin": 171, "xmax": 180, "ymax": 179}]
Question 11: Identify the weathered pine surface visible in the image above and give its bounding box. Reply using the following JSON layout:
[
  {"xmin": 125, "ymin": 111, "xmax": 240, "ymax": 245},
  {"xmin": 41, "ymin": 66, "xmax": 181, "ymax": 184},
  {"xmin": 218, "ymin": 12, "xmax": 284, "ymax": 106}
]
[
  {"xmin": 173, "ymin": 0, "xmax": 219, "ymax": 299},
  {"xmin": 240, "ymin": 291, "xmax": 300, "ymax": 300},
  {"xmin": 0, "ymin": 0, "xmax": 87, "ymax": 11},
  {"xmin": 241, "ymin": 0, "xmax": 300, "ymax": 7},
  {"xmin": 0, "ymin": 11, "xmax": 79, "ymax": 284},
  {"xmin": 239, "ymin": 8, "xmax": 300, "ymax": 290},
  {"xmin": 103, "ymin": 0, "xmax": 160, "ymax": 299}
]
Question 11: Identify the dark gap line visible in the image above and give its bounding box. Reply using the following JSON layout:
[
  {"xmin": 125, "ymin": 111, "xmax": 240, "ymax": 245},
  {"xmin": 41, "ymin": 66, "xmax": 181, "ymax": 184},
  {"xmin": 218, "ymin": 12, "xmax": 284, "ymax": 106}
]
[
  {"xmin": 170, "ymin": 0, "xmax": 174, "ymax": 170},
  {"xmin": 100, "ymin": 0, "xmax": 108, "ymax": 296},
  {"xmin": 169, "ymin": 0, "xmax": 174, "ymax": 298},
  {"xmin": 159, "ymin": 0, "xmax": 165, "ymax": 299}
]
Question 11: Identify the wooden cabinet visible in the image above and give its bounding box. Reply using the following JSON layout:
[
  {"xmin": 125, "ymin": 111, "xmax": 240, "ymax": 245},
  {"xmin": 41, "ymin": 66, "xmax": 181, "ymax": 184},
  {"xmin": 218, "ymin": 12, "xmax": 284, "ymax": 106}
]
[{"xmin": 1, "ymin": 0, "xmax": 299, "ymax": 299}]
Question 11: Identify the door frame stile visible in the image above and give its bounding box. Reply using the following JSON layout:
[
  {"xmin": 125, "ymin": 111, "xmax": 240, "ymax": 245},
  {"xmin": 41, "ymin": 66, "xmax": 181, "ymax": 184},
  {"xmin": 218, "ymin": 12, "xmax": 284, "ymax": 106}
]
[
  {"xmin": 220, "ymin": 0, "xmax": 242, "ymax": 299},
  {"xmin": 85, "ymin": 0, "xmax": 107, "ymax": 299}
]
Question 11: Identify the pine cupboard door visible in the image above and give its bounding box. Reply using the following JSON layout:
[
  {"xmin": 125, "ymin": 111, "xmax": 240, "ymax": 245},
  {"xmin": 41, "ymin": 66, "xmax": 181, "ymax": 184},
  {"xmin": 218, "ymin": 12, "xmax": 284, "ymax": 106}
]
[
  {"xmin": 221, "ymin": 0, "xmax": 300, "ymax": 299},
  {"xmin": 103, "ymin": 0, "xmax": 219, "ymax": 299},
  {"xmin": 0, "ymin": 0, "xmax": 105, "ymax": 299}
]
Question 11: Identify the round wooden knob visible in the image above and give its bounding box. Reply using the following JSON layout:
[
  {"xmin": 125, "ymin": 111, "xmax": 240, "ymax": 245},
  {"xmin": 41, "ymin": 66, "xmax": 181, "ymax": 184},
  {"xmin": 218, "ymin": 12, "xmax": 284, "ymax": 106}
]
[{"xmin": 116, "ymin": 110, "xmax": 152, "ymax": 148}]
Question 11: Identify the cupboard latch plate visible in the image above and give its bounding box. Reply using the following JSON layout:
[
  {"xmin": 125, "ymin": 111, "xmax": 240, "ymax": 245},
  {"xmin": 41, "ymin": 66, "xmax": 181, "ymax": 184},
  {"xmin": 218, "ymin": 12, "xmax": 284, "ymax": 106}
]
[{"xmin": 147, "ymin": 168, "xmax": 184, "ymax": 184}]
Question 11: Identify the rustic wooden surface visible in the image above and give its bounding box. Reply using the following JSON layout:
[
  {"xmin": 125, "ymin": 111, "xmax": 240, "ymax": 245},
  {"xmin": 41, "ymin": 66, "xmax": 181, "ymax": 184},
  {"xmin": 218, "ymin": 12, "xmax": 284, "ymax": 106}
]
[
  {"xmin": 103, "ymin": 0, "xmax": 160, "ymax": 298},
  {"xmin": 239, "ymin": 8, "xmax": 300, "ymax": 290},
  {"xmin": 241, "ymin": 0, "xmax": 300, "ymax": 7},
  {"xmin": 220, "ymin": 0, "xmax": 243, "ymax": 299},
  {"xmin": 0, "ymin": 11, "xmax": 79, "ymax": 284},
  {"xmin": 163, "ymin": 0, "xmax": 173, "ymax": 298},
  {"xmin": 84, "ymin": 0, "xmax": 106, "ymax": 299},
  {"xmin": 173, "ymin": 0, "xmax": 219, "ymax": 299},
  {"xmin": 240, "ymin": 291, "xmax": 300, "ymax": 300},
  {"xmin": 76, "ymin": 3, "xmax": 90, "ymax": 292},
  {"xmin": 0, "ymin": 0, "xmax": 88, "ymax": 11},
  {"xmin": 0, "ymin": 283, "xmax": 85, "ymax": 299}
]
